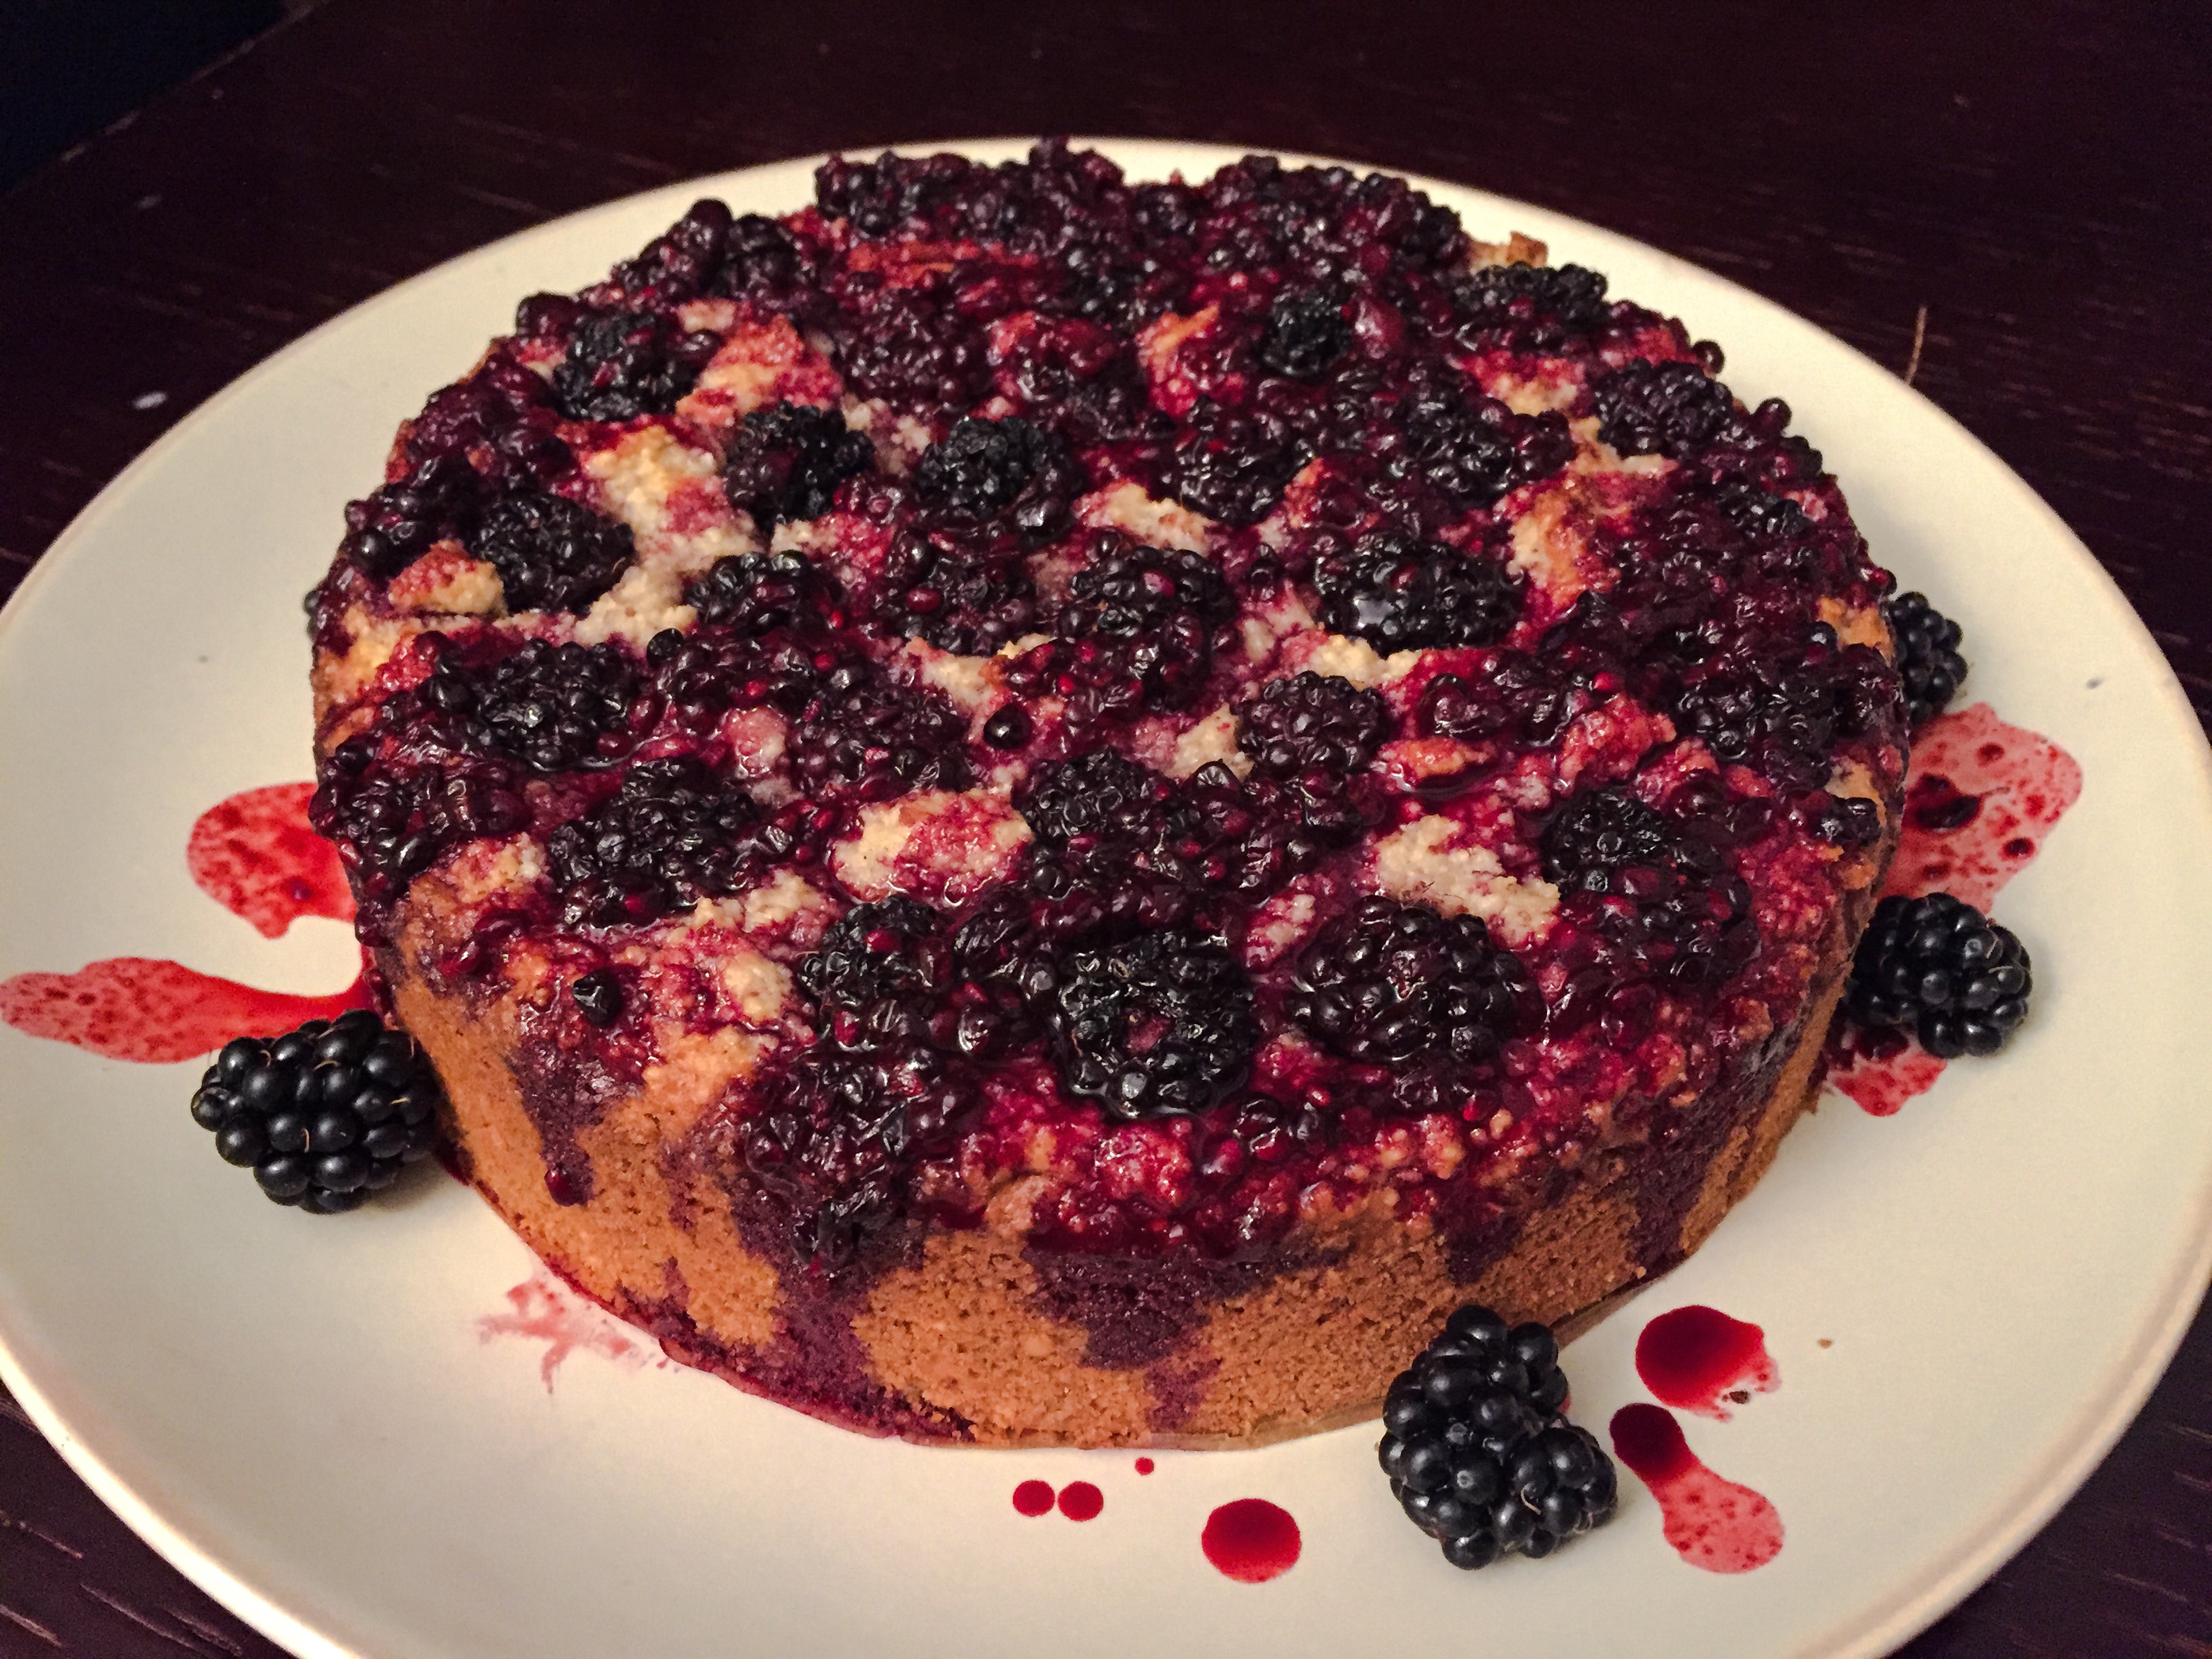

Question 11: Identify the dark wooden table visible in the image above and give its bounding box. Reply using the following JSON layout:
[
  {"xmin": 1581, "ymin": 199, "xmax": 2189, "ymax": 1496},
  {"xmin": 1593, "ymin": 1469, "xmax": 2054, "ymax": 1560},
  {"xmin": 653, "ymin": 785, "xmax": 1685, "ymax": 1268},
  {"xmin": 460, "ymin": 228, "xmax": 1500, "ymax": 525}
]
[{"xmin": 3, "ymin": 1, "xmax": 2208, "ymax": 1653}]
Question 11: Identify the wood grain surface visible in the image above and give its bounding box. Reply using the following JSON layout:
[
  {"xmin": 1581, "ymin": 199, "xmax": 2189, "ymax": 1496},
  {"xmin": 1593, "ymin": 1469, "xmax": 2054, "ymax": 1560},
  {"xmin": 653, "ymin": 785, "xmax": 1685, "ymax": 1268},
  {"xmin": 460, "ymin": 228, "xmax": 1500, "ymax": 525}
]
[{"xmin": 0, "ymin": 1, "xmax": 2207, "ymax": 1654}]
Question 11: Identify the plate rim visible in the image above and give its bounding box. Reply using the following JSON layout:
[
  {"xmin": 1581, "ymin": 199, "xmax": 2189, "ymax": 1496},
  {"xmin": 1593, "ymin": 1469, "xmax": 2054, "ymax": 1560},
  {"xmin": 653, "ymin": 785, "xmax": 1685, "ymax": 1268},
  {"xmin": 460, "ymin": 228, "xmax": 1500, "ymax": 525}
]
[{"xmin": 3, "ymin": 134, "xmax": 2209, "ymax": 1659}]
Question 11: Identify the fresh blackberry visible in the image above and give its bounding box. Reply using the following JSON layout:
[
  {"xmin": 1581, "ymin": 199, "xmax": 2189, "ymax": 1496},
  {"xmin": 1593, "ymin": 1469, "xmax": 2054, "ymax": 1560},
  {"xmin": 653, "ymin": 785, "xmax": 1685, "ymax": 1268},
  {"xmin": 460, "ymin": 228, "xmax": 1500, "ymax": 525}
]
[
  {"xmin": 684, "ymin": 550, "xmax": 841, "ymax": 636},
  {"xmin": 551, "ymin": 308, "xmax": 716, "ymax": 422},
  {"xmin": 1591, "ymin": 359, "xmax": 1741, "ymax": 459},
  {"xmin": 1377, "ymin": 1304, "xmax": 1617, "ymax": 1568},
  {"xmin": 545, "ymin": 758, "xmax": 794, "ymax": 928},
  {"xmin": 471, "ymin": 491, "xmax": 636, "ymax": 615},
  {"xmin": 874, "ymin": 529, "xmax": 1038, "ymax": 655},
  {"xmin": 1846, "ymin": 891, "xmax": 2032, "ymax": 1059},
  {"xmin": 1387, "ymin": 380, "xmax": 1573, "ymax": 510},
  {"xmin": 420, "ymin": 638, "xmax": 642, "ymax": 773},
  {"xmin": 1312, "ymin": 531, "xmax": 1522, "ymax": 653},
  {"xmin": 720, "ymin": 402, "xmax": 874, "ymax": 531},
  {"xmin": 1884, "ymin": 591, "xmax": 1968, "ymax": 726},
  {"xmin": 1048, "ymin": 930, "xmax": 1256, "ymax": 1118},
  {"xmin": 1235, "ymin": 672, "xmax": 1391, "ymax": 779},
  {"xmin": 189, "ymin": 1010, "xmax": 441, "ymax": 1212},
  {"xmin": 1449, "ymin": 262, "xmax": 1610, "ymax": 341},
  {"xmin": 796, "ymin": 897, "xmax": 950, "ymax": 1011},
  {"xmin": 1284, "ymin": 897, "xmax": 1524, "ymax": 1070},
  {"xmin": 786, "ymin": 663, "xmax": 972, "ymax": 800},
  {"xmin": 1542, "ymin": 788, "xmax": 1677, "ymax": 890},
  {"xmin": 1159, "ymin": 411, "xmax": 1303, "ymax": 526},
  {"xmin": 1258, "ymin": 289, "xmax": 1350, "ymax": 379},
  {"xmin": 913, "ymin": 416, "xmax": 1082, "ymax": 543}
]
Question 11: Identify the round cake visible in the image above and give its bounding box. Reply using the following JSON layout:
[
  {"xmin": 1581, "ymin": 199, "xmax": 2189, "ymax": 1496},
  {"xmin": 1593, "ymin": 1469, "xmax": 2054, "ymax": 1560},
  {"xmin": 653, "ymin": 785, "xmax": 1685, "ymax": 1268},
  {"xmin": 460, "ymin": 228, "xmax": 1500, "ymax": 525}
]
[{"xmin": 306, "ymin": 142, "xmax": 1908, "ymax": 1446}]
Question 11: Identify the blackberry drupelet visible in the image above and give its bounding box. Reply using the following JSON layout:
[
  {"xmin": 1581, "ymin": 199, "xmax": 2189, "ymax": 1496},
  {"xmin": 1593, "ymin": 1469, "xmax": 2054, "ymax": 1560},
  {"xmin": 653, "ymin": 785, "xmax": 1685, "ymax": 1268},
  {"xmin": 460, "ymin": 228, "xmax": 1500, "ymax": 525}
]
[
  {"xmin": 720, "ymin": 401, "xmax": 874, "ymax": 531},
  {"xmin": 1284, "ymin": 897, "xmax": 1524, "ymax": 1069},
  {"xmin": 1235, "ymin": 672, "xmax": 1391, "ymax": 779},
  {"xmin": 1377, "ymin": 1303, "xmax": 1618, "ymax": 1568},
  {"xmin": 1542, "ymin": 788, "xmax": 1677, "ymax": 889},
  {"xmin": 472, "ymin": 491, "xmax": 636, "ymax": 615},
  {"xmin": 545, "ymin": 757, "xmax": 794, "ymax": 928},
  {"xmin": 1048, "ymin": 930, "xmax": 1257, "ymax": 1118},
  {"xmin": 1846, "ymin": 891, "xmax": 2032, "ymax": 1058},
  {"xmin": 190, "ymin": 1010, "xmax": 441, "ymax": 1212},
  {"xmin": 1884, "ymin": 591, "xmax": 1968, "ymax": 726},
  {"xmin": 684, "ymin": 550, "xmax": 840, "ymax": 636},
  {"xmin": 551, "ymin": 308, "xmax": 717, "ymax": 422},
  {"xmin": 571, "ymin": 967, "xmax": 626, "ymax": 1027},
  {"xmin": 913, "ymin": 415, "xmax": 1082, "ymax": 543},
  {"xmin": 1313, "ymin": 531, "xmax": 1521, "ymax": 653},
  {"xmin": 1258, "ymin": 289, "xmax": 1351, "ymax": 379},
  {"xmin": 422, "ymin": 638, "xmax": 642, "ymax": 773},
  {"xmin": 1591, "ymin": 358, "xmax": 1740, "ymax": 460}
]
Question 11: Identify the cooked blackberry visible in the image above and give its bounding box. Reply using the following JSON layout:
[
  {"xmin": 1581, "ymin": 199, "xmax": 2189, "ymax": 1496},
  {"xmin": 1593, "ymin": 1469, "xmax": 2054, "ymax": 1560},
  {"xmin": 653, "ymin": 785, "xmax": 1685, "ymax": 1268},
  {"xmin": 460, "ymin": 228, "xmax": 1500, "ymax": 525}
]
[
  {"xmin": 982, "ymin": 705, "xmax": 1032, "ymax": 749},
  {"xmin": 1008, "ymin": 535, "xmax": 1237, "ymax": 720},
  {"xmin": 571, "ymin": 967, "xmax": 625, "ymax": 1027},
  {"xmin": 786, "ymin": 663, "xmax": 972, "ymax": 800},
  {"xmin": 308, "ymin": 740, "xmax": 527, "ymax": 924},
  {"xmin": 1159, "ymin": 411, "xmax": 1303, "ymax": 526},
  {"xmin": 1542, "ymin": 788, "xmax": 1677, "ymax": 889},
  {"xmin": 471, "ymin": 491, "xmax": 636, "ymax": 615},
  {"xmin": 1449, "ymin": 262, "xmax": 1610, "ymax": 340},
  {"xmin": 1235, "ymin": 672, "xmax": 1391, "ymax": 778},
  {"xmin": 1019, "ymin": 748, "xmax": 1181, "ymax": 847},
  {"xmin": 420, "ymin": 638, "xmax": 642, "ymax": 773},
  {"xmin": 1377, "ymin": 1303, "xmax": 1616, "ymax": 1569},
  {"xmin": 913, "ymin": 415, "xmax": 1081, "ymax": 543},
  {"xmin": 796, "ymin": 897, "xmax": 950, "ymax": 1011},
  {"xmin": 1884, "ymin": 591, "xmax": 1968, "ymax": 726},
  {"xmin": 1048, "ymin": 930, "xmax": 1256, "ymax": 1118},
  {"xmin": 551, "ymin": 308, "xmax": 716, "ymax": 422},
  {"xmin": 1418, "ymin": 654, "xmax": 1575, "ymax": 745},
  {"xmin": 684, "ymin": 550, "xmax": 840, "ymax": 636},
  {"xmin": 1285, "ymin": 897, "xmax": 1524, "ymax": 1069},
  {"xmin": 545, "ymin": 758, "xmax": 793, "ymax": 928},
  {"xmin": 1312, "ymin": 531, "xmax": 1521, "ymax": 653},
  {"xmin": 1671, "ymin": 640, "xmax": 1897, "ymax": 794},
  {"xmin": 339, "ymin": 455, "xmax": 482, "ymax": 580},
  {"xmin": 1060, "ymin": 535, "xmax": 1233, "ymax": 641},
  {"xmin": 1387, "ymin": 380, "xmax": 1572, "ymax": 510},
  {"xmin": 649, "ymin": 627, "xmax": 824, "ymax": 730},
  {"xmin": 190, "ymin": 1010, "xmax": 440, "ymax": 1212},
  {"xmin": 1846, "ymin": 891, "xmax": 2032, "ymax": 1059},
  {"xmin": 612, "ymin": 197, "xmax": 731, "ymax": 302},
  {"xmin": 721, "ymin": 401, "xmax": 874, "ymax": 531},
  {"xmin": 874, "ymin": 529, "xmax": 1038, "ymax": 655},
  {"xmin": 1258, "ymin": 289, "xmax": 1350, "ymax": 379},
  {"xmin": 1591, "ymin": 359, "xmax": 1741, "ymax": 460}
]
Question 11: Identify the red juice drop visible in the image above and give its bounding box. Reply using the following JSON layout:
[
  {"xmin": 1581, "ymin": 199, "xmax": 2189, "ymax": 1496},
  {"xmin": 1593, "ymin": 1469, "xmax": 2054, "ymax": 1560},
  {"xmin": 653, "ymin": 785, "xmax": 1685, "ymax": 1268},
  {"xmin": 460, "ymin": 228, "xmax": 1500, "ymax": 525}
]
[
  {"xmin": 1202, "ymin": 1498, "xmax": 1300, "ymax": 1583},
  {"xmin": 1134, "ymin": 1456, "xmax": 1155, "ymax": 1475},
  {"xmin": 0, "ymin": 958, "xmax": 370, "ymax": 1064},
  {"xmin": 1609, "ymin": 1404, "xmax": 1784, "ymax": 1573},
  {"xmin": 1057, "ymin": 1481, "xmax": 1104, "ymax": 1521},
  {"xmin": 1011, "ymin": 1480, "xmax": 1055, "ymax": 1518},
  {"xmin": 1636, "ymin": 1306, "xmax": 1779, "ymax": 1419}
]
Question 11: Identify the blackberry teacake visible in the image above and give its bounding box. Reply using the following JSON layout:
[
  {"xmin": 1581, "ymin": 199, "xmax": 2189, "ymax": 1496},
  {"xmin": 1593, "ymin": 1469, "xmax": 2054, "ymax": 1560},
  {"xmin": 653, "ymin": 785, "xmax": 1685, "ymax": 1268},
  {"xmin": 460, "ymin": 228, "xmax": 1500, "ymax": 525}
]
[
  {"xmin": 472, "ymin": 490, "xmax": 636, "ymax": 615},
  {"xmin": 1048, "ymin": 930, "xmax": 1256, "ymax": 1118},
  {"xmin": 1313, "ymin": 531, "xmax": 1521, "ymax": 654},
  {"xmin": 1377, "ymin": 1303, "xmax": 1618, "ymax": 1569},
  {"xmin": 1236, "ymin": 672, "xmax": 1391, "ymax": 779},
  {"xmin": 1883, "ymin": 591, "xmax": 1968, "ymax": 726},
  {"xmin": 1845, "ymin": 890, "xmax": 2032, "ymax": 1058},
  {"xmin": 190, "ymin": 1010, "xmax": 441, "ymax": 1212},
  {"xmin": 1284, "ymin": 896, "xmax": 1523, "ymax": 1069},
  {"xmin": 720, "ymin": 401, "xmax": 874, "ymax": 531}
]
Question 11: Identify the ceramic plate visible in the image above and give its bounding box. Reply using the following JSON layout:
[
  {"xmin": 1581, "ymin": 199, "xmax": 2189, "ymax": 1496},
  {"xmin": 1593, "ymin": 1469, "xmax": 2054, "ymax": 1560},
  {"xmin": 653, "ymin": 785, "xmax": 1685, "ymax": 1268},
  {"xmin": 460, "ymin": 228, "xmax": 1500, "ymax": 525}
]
[{"xmin": 3, "ymin": 140, "xmax": 2209, "ymax": 1659}]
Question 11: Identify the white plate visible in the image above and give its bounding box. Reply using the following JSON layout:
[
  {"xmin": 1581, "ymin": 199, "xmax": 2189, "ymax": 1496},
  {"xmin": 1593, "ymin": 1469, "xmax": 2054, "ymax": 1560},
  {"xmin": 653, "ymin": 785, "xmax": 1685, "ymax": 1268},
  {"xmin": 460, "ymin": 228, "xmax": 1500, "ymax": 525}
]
[{"xmin": 3, "ymin": 140, "xmax": 2209, "ymax": 1659}]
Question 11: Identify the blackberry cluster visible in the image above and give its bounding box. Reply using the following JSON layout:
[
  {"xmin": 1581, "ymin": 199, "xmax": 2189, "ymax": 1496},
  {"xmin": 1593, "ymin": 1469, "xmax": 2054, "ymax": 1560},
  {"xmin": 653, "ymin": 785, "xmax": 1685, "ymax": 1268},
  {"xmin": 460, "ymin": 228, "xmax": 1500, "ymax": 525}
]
[
  {"xmin": 308, "ymin": 743, "xmax": 525, "ymax": 918},
  {"xmin": 1008, "ymin": 535, "xmax": 1237, "ymax": 721},
  {"xmin": 1449, "ymin": 262, "xmax": 1611, "ymax": 347},
  {"xmin": 1542, "ymin": 788, "xmax": 1677, "ymax": 890},
  {"xmin": 785, "ymin": 663, "xmax": 972, "ymax": 800},
  {"xmin": 1284, "ymin": 897, "xmax": 1525, "ymax": 1071},
  {"xmin": 190, "ymin": 1011, "xmax": 440, "ymax": 1212},
  {"xmin": 1235, "ymin": 672, "xmax": 1391, "ymax": 779},
  {"xmin": 419, "ymin": 638, "xmax": 642, "ymax": 773},
  {"xmin": 1048, "ymin": 930, "xmax": 1257, "ymax": 1118},
  {"xmin": 1669, "ymin": 637, "xmax": 1897, "ymax": 794},
  {"xmin": 1387, "ymin": 380, "xmax": 1574, "ymax": 510},
  {"xmin": 1591, "ymin": 359, "xmax": 1741, "ymax": 460},
  {"xmin": 1884, "ymin": 591, "xmax": 1968, "ymax": 726},
  {"xmin": 684, "ymin": 550, "xmax": 840, "ymax": 636},
  {"xmin": 1159, "ymin": 411, "xmax": 1304, "ymax": 526},
  {"xmin": 1846, "ymin": 891, "xmax": 2032, "ymax": 1058},
  {"xmin": 471, "ymin": 491, "xmax": 636, "ymax": 615},
  {"xmin": 1258, "ymin": 289, "xmax": 1351, "ymax": 379},
  {"xmin": 874, "ymin": 529, "xmax": 1039, "ymax": 655},
  {"xmin": 796, "ymin": 897, "xmax": 949, "ymax": 1012},
  {"xmin": 1313, "ymin": 531, "xmax": 1522, "ymax": 653},
  {"xmin": 1418, "ymin": 653, "xmax": 1575, "ymax": 746},
  {"xmin": 647, "ymin": 626, "xmax": 823, "ymax": 732},
  {"xmin": 1019, "ymin": 747, "xmax": 1178, "ymax": 846},
  {"xmin": 551, "ymin": 308, "xmax": 718, "ymax": 422},
  {"xmin": 1379, "ymin": 1305, "xmax": 1618, "ymax": 1569},
  {"xmin": 720, "ymin": 401, "xmax": 874, "ymax": 531},
  {"xmin": 912, "ymin": 416, "xmax": 1082, "ymax": 543},
  {"xmin": 546, "ymin": 758, "xmax": 796, "ymax": 928},
  {"xmin": 339, "ymin": 457, "xmax": 478, "ymax": 581}
]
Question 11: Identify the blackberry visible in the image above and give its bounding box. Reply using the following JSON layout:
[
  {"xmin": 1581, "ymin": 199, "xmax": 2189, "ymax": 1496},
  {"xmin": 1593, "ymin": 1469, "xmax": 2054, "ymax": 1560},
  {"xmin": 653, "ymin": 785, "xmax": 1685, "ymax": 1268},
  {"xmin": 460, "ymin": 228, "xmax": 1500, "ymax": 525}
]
[
  {"xmin": 189, "ymin": 1010, "xmax": 440, "ymax": 1212},
  {"xmin": 1284, "ymin": 897, "xmax": 1524, "ymax": 1069},
  {"xmin": 1418, "ymin": 654, "xmax": 1575, "ymax": 745},
  {"xmin": 546, "ymin": 758, "xmax": 793, "ymax": 928},
  {"xmin": 720, "ymin": 402, "xmax": 874, "ymax": 531},
  {"xmin": 1019, "ymin": 748, "xmax": 1181, "ymax": 846},
  {"xmin": 339, "ymin": 454, "xmax": 483, "ymax": 580},
  {"xmin": 1846, "ymin": 891, "xmax": 2032, "ymax": 1059},
  {"xmin": 1671, "ymin": 641, "xmax": 1896, "ymax": 794},
  {"xmin": 1312, "ymin": 531, "xmax": 1521, "ymax": 653},
  {"xmin": 1449, "ymin": 262, "xmax": 1610, "ymax": 341},
  {"xmin": 471, "ymin": 491, "xmax": 636, "ymax": 615},
  {"xmin": 612, "ymin": 197, "xmax": 732, "ymax": 302},
  {"xmin": 421, "ymin": 638, "xmax": 642, "ymax": 773},
  {"xmin": 648, "ymin": 628, "xmax": 823, "ymax": 732},
  {"xmin": 1591, "ymin": 359, "xmax": 1741, "ymax": 460},
  {"xmin": 1235, "ymin": 672, "xmax": 1391, "ymax": 779},
  {"xmin": 913, "ymin": 416, "xmax": 1082, "ymax": 543},
  {"xmin": 1378, "ymin": 1304, "xmax": 1617, "ymax": 1569},
  {"xmin": 786, "ymin": 663, "xmax": 972, "ymax": 800},
  {"xmin": 1048, "ymin": 930, "xmax": 1257, "ymax": 1118},
  {"xmin": 1542, "ymin": 788, "xmax": 1677, "ymax": 889},
  {"xmin": 1884, "ymin": 591, "xmax": 1968, "ymax": 726},
  {"xmin": 1258, "ymin": 289, "xmax": 1350, "ymax": 379},
  {"xmin": 684, "ymin": 550, "xmax": 841, "ymax": 636},
  {"xmin": 1008, "ymin": 535, "xmax": 1237, "ymax": 720},
  {"xmin": 796, "ymin": 897, "xmax": 950, "ymax": 1011},
  {"xmin": 551, "ymin": 308, "xmax": 716, "ymax": 422},
  {"xmin": 1160, "ymin": 412, "xmax": 1302, "ymax": 527},
  {"xmin": 309, "ymin": 742, "xmax": 527, "ymax": 914},
  {"xmin": 1388, "ymin": 380, "xmax": 1572, "ymax": 510},
  {"xmin": 875, "ymin": 529, "xmax": 1038, "ymax": 655}
]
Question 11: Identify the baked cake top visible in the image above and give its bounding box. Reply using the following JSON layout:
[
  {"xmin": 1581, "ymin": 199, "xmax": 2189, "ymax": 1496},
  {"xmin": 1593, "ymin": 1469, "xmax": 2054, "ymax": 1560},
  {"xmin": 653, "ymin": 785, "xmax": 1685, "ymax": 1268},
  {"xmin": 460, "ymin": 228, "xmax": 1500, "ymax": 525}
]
[{"xmin": 308, "ymin": 142, "xmax": 1907, "ymax": 1275}]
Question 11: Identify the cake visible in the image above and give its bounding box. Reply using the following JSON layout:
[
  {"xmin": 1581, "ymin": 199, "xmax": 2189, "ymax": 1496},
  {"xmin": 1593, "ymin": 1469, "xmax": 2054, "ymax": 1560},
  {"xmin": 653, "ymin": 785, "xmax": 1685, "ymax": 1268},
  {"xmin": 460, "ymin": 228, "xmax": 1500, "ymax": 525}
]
[{"xmin": 305, "ymin": 142, "xmax": 1908, "ymax": 1446}]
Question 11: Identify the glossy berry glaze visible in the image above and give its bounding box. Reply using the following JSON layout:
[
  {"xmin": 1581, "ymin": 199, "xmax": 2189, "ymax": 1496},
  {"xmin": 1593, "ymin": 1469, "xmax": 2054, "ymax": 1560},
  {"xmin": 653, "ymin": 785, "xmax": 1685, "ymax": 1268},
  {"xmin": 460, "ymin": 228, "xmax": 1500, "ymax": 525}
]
[
  {"xmin": 1634, "ymin": 1304, "xmax": 1777, "ymax": 1418},
  {"xmin": 302, "ymin": 143, "xmax": 1907, "ymax": 1432},
  {"xmin": 1607, "ymin": 1402, "xmax": 1783, "ymax": 1573}
]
